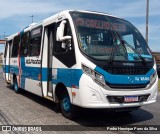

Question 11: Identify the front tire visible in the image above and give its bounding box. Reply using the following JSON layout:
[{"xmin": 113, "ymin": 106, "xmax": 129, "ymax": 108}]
[
  {"xmin": 13, "ymin": 77, "xmax": 20, "ymax": 93},
  {"xmin": 60, "ymin": 93, "xmax": 78, "ymax": 120}
]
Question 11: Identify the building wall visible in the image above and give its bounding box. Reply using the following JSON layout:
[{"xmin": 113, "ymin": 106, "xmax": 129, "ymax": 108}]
[{"xmin": 0, "ymin": 40, "xmax": 6, "ymax": 44}]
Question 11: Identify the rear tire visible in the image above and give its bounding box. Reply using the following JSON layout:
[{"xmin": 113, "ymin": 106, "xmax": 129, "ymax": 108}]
[
  {"xmin": 13, "ymin": 77, "xmax": 20, "ymax": 93},
  {"xmin": 6, "ymin": 82, "xmax": 11, "ymax": 88},
  {"xmin": 54, "ymin": 102, "xmax": 61, "ymax": 113},
  {"xmin": 60, "ymin": 93, "xmax": 78, "ymax": 120}
]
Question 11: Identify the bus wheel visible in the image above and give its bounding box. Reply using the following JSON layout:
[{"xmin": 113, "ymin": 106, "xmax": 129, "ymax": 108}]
[
  {"xmin": 13, "ymin": 78, "xmax": 20, "ymax": 93},
  {"xmin": 60, "ymin": 93, "xmax": 77, "ymax": 120}
]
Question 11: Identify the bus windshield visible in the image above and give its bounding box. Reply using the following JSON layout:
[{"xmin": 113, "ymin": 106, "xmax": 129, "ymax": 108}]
[{"xmin": 70, "ymin": 12, "xmax": 153, "ymax": 62}]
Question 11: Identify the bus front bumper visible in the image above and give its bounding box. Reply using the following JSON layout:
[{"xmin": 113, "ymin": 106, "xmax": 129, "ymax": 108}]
[{"xmin": 74, "ymin": 74, "xmax": 158, "ymax": 109}]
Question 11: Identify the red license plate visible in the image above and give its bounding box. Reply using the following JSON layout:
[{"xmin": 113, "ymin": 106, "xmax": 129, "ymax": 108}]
[{"xmin": 124, "ymin": 96, "xmax": 138, "ymax": 102}]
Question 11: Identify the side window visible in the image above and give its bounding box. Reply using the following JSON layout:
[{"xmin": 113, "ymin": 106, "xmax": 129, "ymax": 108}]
[
  {"xmin": 53, "ymin": 20, "xmax": 76, "ymax": 68},
  {"xmin": 20, "ymin": 32, "xmax": 30, "ymax": 57},
  {"xmin": 28, "ymin": 27, "xmax": 42, "ymax": 56},
  {"xmin": 9, "ymin": 40, "xmax": 12, "ymax": 58},
  {"xmin": 4, "ymin": 41, "xmax": 8, "ymax": 58},
  {"xmin": 11, "ymin": 36, "xmax": 20, "ymax": 57}
]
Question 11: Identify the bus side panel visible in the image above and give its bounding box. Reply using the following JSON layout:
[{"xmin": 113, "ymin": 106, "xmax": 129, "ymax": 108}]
[
  {"xmin": 22, "ymin": 57, "xmax": 42, "ymax": 96},
  {"xmin": 9, "ymin": 56, "xmax": 42, "ymax": 96},
  {"xmin": 3, "ymin": 42, "xmax": 7, "ymax": 80},
  {"xmin": 2, "ymin": 55, "xmax": 5, "ymax": 79},
  {"xmin": 10, "ymin": 57, "xmax": 19, "ymax": 85}
]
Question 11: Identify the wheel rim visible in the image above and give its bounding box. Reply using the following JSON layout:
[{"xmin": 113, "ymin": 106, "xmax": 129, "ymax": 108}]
[
  {"xmin": 14, "ymin": 81, "xmax": 18, "ymax": 91},
  {"xmin": 62, "ymin": 97, "xmax": 71, "ymax": 112}
]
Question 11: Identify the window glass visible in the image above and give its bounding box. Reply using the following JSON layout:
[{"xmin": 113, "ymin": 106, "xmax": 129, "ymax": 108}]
[
  {"xmin": 122, "ymin": 34, "xmax": 135, "ymax": 48},
  {"xmin": 54, "ymin": 21, "xmax": 72, "ymax": 53},
  {"xmin": 12, "ymin": 36, "xmax": 20, "ymax": 57},
  {"xmin": 53, "ymin": 20, "xmax": 76, "ymax": 67},
  {"xmin": 70, "ymin": 12, "xmax": 153, "ymax": 62},
  {"xmin": 20, "ymin": 32, "xmax": 30, "ymax": 56},
  {"xmin": 4, "ymin": 41, "xmax": 8, "ymax": 58},
  {"xmin": 28, "ymin": 27, "xmax": 42, "ymax": 56}
]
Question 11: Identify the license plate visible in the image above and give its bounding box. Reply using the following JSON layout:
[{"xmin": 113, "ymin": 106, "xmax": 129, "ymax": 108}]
[{"xmin": 124, "ymin": 96, "xmax": 138, "ymax": 102}]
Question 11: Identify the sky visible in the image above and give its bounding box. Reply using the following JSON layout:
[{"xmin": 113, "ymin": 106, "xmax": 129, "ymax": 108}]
[{"xmin": 0, "ymin": 0, "xmax": 160, "ymax": 52}]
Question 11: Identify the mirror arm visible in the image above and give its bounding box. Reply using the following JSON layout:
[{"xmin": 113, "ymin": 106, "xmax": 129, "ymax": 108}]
[
  {"xmin": 59, "ymin": 36, "xmax": 71, "ymax": 41},
  {"xmin": 56, "ymin": 20, "xmax": 72, "ymax": 42}
]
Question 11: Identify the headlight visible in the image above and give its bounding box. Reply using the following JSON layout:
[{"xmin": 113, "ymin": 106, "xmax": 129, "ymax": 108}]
[
  {"xmin": 82, "ymin": 64, "xmax": 106, "ymax": 86},
  {"xmin": 150, "ymin": 59, "xmax": 157, "ymax": 84},
  {"xmin": 150, "ymin": 71, "xmax": 157, "ymax": 84},
  {"xmin": 153, "ymin": 57, "xmax": 157, "ymax": 70}
]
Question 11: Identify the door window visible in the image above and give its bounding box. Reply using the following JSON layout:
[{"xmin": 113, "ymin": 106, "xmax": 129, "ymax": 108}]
[{"xmin": 53, "ymin": 20, "xmax": 76, "ymax": 68}]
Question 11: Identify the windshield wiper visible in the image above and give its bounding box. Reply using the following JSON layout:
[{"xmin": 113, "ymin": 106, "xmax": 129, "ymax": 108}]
[
  {"xmin": 121, "ymin": 40, "xmax": 147, "ymax": 66},
  {"xmin": 109, "ymin": 25, "xmax": 146, "ymax": 65},
  {"xmin": 108, "ymin": 44, "xmax": 120, "ymax": 64},
  {"xmin": 104, "ymin": 16, "xmax": 146, "ymax": 65},
  {"xmin": 104, "ymin": 16, "xmax": 128, "ymax": 64},
  {"xmin": 110, "ymin": 27, "xmax": 147, "ymax": 66}
]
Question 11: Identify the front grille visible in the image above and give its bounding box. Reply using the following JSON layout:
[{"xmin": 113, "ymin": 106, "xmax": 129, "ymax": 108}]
[
  {"xmin": 107, "ymin": 94, "xmax": 150, "ymax": 104},
  {"xmin": 102, "ymin": 66, "xmax": 151, "ymax": 75},
  {"xmin": 106, "ymin": 84, "xmax": 147, "ymax": 89}
]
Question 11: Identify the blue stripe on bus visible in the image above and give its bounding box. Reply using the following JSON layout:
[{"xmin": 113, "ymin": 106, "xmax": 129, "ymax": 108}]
[
  {"xmin": 10, "ymin": 65, "xmax": 41, "ymax": 81},
  {"xmin": 10, "ymin": 66, "xmax": 19, "ymax": 74},
  {"xmin": 4, "ymin": 63, "xmax": 155, "ymax": 87},
  {"xmin": 9, "ymin": 65, "xmax": 83, "ymax": 88},
  {"xmin": 41, "ymin": 68, "xmax": 48, "ymax": 81},
  {"xmin": 95, "ymin": 66, "xmax": 154, "ymax": 85},
  {"xmin": 3, "ymin": 65, "xmax": 10, "ymax": 73},
  {"xmin": 21, "ymin": 58, "xmax": 25, "ymax": 89},
  {"xmin": 52, "ymin": 69, "xmax": 83, "ymax": 87}
]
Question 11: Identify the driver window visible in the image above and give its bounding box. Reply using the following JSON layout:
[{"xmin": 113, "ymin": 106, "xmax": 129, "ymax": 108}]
[{"xmin": 53, "ymin": 20, "xmax": 76, "ymax": 68}]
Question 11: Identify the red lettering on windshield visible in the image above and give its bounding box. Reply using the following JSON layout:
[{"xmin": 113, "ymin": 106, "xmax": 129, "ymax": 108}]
[{"xmin": 75, "ymin": 17, "xmax": 126, "ymax": 32}]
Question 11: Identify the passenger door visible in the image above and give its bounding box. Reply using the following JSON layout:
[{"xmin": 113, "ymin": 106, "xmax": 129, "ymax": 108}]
[
  {"xmin": 52, "ymin": 20, "xmax": 76, "ymax": 98},
  {"xmin": 47, "ymin": 24, "xmax": 55, "ymax": 97},
  {"xmin": 41, "ymin": 24, "xmax": 55, "ymax": 99},
  {"xmin": 4, "ymin": 41, "xmax": 11, "ymax": 82}
]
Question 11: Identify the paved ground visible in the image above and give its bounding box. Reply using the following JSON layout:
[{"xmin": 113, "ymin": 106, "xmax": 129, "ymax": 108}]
[{"xmin": 0, "ymin": 68, "xmax": 160, "ymax": 134}]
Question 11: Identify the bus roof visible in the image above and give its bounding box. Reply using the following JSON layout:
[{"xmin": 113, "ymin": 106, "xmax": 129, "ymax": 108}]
[{"xmin": 6, "ymin": 10, "xmax": 122, "ymax": 40}]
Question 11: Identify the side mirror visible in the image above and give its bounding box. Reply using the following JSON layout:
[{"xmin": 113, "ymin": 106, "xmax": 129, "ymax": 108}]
[{"xmin": 56, "ymin": 20, "xmax": 71, "ymax": 41}]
